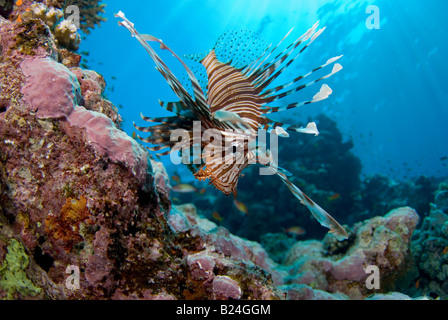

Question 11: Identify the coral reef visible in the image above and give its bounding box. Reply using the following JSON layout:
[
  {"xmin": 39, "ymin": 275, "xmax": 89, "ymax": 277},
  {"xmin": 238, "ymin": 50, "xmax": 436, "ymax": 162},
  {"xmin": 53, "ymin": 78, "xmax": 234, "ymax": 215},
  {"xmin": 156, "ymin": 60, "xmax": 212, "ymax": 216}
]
[
  {"xmin": 168, "ymin": 204, "xmax": 285, "ymax": 299},
  {"xmin": 20, "ymin": 56, "xmax": 81, "ymax": 118},
  {"xmin": 19, "ymin": 2, "xmax": 80, "ymax": 50},
  {"xmin": 0, "ymin": 2, "xmax": 445, "ymax": 301},
  {"xmin": 434, "ymin": 182, "xmax": 448, "ymax": 214},
  {"xmin": 280, "ymin": 207, "xmax": 419, "ymax": 299},
  {"xmin": 410, "ymin": 182, "xmax": 448, "ymax": 299},
  {"xmin": 0, "ymin": 0, "xmax": 14, "ymax": 18},
  {"xmin": 0, "ymin": 11, "xmax": 282, "ymax": 299},
  {"xmin": 357, "ymin": 174, "xmax": 435, "ymax": 223},
  {"xmin": 3, "ymin": 0, "xmax": 106, "ymax": 51},
  {"xmin": 44, "ymin": 196, "xmax": 93, "ymax": 251},
  {"xmin": 61, "ymin": 0, "xmax": 106, "ymax": 35}
]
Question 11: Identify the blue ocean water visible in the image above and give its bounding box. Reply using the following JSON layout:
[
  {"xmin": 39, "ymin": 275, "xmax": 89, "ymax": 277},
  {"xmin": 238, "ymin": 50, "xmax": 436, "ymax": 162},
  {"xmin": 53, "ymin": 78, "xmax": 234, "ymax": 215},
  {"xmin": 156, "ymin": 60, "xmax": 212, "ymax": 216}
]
[{"xmin": 81, "ymin": 0, "xmax": 448, "ymax": 181}]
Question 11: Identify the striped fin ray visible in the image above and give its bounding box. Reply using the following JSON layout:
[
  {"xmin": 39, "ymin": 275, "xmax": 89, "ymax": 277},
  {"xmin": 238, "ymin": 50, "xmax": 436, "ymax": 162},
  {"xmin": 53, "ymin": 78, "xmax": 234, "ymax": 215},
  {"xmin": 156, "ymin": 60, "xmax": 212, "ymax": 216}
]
[
  {"xmin": 158, "ymin": 100, "xmax": 194, "ymax": 118},
  {"xmin": 135, "ymin": 127, "xmax": 179, "ymax": 142},
  {"xmin": 157, "ymin": 98, "xmax": 234, "ymax": 132},
  {"xmin": 115, "ymin": 11, "xmax": 212, "ymax": 121},
  {"xmin": 143, "ymin": 38, "xmax": 210, "ymax": 118},
  {"xmin": 243, "ymin": 27, "xmax": 302, "ymax": 81},
  {"xmin": 248, "ymin": 22, "xmax": 322, "ymax": 90},
  {"xmin": 255, "ymin": 27, "xmax": 326, "ymax": 92},
  {"xmin": 242, "ymin": 28, "xmax": 293, "ymax": 78},
  {"xmin": 135, "ymin": 112, "xmax": 193, "ymax": 132},
  {"xmin": 263, "ymin": 118, "xmax": 320, "ymax": 136},
  {"xmin": 139, "ymin": 115, "xmax": 183, "ymax": 125},
  {"xmin": 198, "ymin": 145, "xmax": 250, "ymax": 197},
  {"xmin": 275, "ymin": 170, "xmax": 348, "ymax": 240},
  {"xmin": 261, "ymin": 83, "xmax": 333, "ymax": 114},
  {"xmin": 134, "ymin": 113, "xmax": 195, "ymax": 156},
  {"xmin": 137, "ymin": 137, "xmax": 173, "ymax": 154},
  {"xmin": 134, "ymin": 122, "xmax": 182, "ymax": 132},
  {"xmin": 262, "ymin": 57, "xmax": 343, "ymax": 102},
  {"xmin": 137, "ymin": 131, "xmax": 193, "ymax": 156}
]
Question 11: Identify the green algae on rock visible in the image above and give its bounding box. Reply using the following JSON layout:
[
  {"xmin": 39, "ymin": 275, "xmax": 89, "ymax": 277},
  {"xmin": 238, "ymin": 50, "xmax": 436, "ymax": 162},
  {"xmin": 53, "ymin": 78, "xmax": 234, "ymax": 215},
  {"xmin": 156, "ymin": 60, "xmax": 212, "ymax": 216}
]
[{"xmin": 0, "ymin": 238, "xmax": 41, "ymax": 299}]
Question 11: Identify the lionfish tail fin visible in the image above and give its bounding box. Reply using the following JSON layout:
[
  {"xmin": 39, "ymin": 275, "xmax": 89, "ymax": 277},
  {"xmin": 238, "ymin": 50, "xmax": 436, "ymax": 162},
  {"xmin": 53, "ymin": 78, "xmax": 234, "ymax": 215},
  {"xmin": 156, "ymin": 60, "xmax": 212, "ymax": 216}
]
[{"xmin": 276, "ymin": 171, "xmax": 348, "ymax": 241}]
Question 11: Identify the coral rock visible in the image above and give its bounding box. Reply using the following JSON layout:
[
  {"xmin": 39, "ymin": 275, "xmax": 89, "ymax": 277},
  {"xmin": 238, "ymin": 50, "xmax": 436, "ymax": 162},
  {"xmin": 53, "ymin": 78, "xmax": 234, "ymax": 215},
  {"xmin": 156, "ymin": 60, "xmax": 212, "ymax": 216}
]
[
  {"xmin": 412, "ymin": 204, "xmax": 448, "ymax": 299},
  {"xmin": 212, "ymin": 275, "xmax": 242, "ymax": 300},
  {"xmin": 283, "ymin": 207, "xmax": 419, "ymax": 299},
  {"xmin": 21, "ymin": 57, "xmax": 81, "ymax": 119},
  {"xmin": 66, "ymin": 106, "xmax": 149, "ymax": 185}
]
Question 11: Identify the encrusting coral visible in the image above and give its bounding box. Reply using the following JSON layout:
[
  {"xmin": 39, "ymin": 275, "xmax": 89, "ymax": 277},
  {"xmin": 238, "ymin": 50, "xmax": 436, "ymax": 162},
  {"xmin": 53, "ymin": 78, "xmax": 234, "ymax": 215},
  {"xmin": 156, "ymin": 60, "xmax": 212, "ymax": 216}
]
[
  {"xmin": 410, "ymin": 182, "xmax": 448, "ymax": 299},
  {"xmin": 19, "ymin": 2, "xmax": 80, "ymax": 50},
  {"xmin": 44, "ymin": 196, "xmax": 94, "ymax": 251},
  {"xmin": 280, "ymin": 207, "xmax": 419, "ymax": 299},
  {"xmin": 3, "ymin": 0, "xmax": 106, "ymax": 51},
  {"xmin": 63, "ymin": 0, "xmax": 106, "ymax": 35}
]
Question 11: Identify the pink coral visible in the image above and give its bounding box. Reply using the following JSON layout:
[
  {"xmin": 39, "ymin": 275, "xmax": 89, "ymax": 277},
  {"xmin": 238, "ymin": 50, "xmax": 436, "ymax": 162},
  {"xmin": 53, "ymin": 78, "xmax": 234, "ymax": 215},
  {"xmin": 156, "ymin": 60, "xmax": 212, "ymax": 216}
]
[
  {"xmin": 21, "ymin": 57, "xmax": 81, "ymax": 118},
  {"xmin": 70, "ymin": 68, "xmax": 121, "ymax": 126},
  {"xmin": 212, "ymin": 276, "xmax": 242, "ymax": 300},
  {"xmin": 187, "ymin": 253, "xmax": 215, "ymax": 281},
  {"xmin": 283, "ymin": 206, "xmax": 420, "ymax": 299},
  {"xmin": 67, "ymin": 106, "xmax": 149, "ymax": 185}
]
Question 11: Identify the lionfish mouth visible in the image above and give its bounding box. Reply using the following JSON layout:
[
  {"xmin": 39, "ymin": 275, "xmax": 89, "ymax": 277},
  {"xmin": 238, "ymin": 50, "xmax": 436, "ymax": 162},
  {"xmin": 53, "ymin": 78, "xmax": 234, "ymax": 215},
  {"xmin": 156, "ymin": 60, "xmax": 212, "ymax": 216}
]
[{"xmin": 115, "ymin": 11, "xmax": 348, "ymax": 241}]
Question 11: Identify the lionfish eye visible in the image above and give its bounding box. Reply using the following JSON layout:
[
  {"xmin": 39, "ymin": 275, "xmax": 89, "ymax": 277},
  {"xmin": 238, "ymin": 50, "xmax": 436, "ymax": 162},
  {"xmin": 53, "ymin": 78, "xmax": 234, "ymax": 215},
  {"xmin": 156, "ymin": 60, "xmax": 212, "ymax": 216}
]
[{"xmin": 232, "ymin": 146, "xmax": 237, "ymax": 153}]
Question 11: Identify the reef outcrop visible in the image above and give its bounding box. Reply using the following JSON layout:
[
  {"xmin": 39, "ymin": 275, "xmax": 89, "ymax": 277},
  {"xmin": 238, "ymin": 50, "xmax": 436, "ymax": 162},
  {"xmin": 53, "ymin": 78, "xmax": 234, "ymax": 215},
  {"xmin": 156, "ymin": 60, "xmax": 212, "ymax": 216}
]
[
  {"xmin": 280, "ymin": 207, "xmax": 419, "ymax": 299},
  {"xmin": 0, "ymin": 7, "xmax": 282, "ymax": 299},
  {"xmin": 410, "ymin": 182, "xmax": 448, "ymax": 299},
  {"xmin": 0, "ymin": 2, "xmax": 436, "ymax": 300}
]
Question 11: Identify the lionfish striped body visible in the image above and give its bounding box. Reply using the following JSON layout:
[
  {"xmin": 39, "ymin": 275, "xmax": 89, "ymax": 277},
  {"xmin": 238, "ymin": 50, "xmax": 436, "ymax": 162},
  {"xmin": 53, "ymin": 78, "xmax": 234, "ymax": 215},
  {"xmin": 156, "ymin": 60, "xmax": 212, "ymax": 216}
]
[{"xmin": 116, "ymin": 12, "xmax": 348, "ymax": 240}]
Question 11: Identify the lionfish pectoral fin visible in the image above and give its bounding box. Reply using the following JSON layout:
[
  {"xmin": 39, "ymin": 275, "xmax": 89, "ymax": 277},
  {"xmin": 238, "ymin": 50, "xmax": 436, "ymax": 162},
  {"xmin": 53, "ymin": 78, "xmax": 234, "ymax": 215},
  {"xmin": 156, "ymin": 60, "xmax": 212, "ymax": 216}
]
[
  {"xmin": 212, "ymin": 110, "xmax": 254, "ymax": 131},
  {"xmin": 292, "ymin": 122, "xmax": 319, "ymax": 136},
  {"xmin": 262, "ymin": 116, "xmax": 320, "ymax": 137},
  {"xmin": 273, "ymin": 126, "xmax": 289, "ymax": 138},
  {"xmin": 275, "ymin": 171, "xmax": 348, "ymax": 241},
  {"xmin": 258, "ymin": 149, "xmax": 293, "ymax": 177},
  {"xmin": 263, "ymin": 165, "xmax": 293, "ymax": 177},
  {"xmin": 213, "ymin": 110, "xmax": 244, "ymax": 122}
]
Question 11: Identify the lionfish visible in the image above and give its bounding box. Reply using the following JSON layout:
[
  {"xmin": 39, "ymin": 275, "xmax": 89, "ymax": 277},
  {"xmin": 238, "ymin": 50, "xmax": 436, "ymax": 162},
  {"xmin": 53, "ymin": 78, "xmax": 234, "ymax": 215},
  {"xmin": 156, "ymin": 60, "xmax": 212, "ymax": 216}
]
[{"xmin": 115, "ymin": 12, "xmax": 348, "ymax": 240}]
